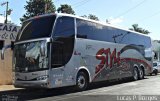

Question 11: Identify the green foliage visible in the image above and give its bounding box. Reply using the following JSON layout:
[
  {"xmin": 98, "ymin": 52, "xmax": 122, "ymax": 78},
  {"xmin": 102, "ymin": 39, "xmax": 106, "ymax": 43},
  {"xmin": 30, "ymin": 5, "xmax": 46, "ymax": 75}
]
[
  {"xmin": 81, "ymin": 14, "xmax": 99, "ymax": 21},
  {"xmin": 88, "ymin": 14, "xmax": 99, "ymax": 21},
  {"xmin": 129, "ymin": 24, "xmax": 150, "ymax": 34},
  {"xmin": 20, "ymin": 0, "xmax": 56, "ymax": 22},
  {"xmin": 57, "ymin": 4, "xmax": 75, "ymax": 15}
]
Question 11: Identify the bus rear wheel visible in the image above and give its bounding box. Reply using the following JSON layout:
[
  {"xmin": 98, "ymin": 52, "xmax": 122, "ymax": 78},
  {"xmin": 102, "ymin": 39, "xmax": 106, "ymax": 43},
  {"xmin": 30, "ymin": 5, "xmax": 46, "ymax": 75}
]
[
  {"xmin": 133, "ymin": 67, "xmax": 138, "ymax": 81},
  {"xmin": 76, "ymin": 72, "xmax": 88, "ymax": 91},
  {"xmin": 139, "ymin": 67, "xmax": 144, "ymax": 80}
]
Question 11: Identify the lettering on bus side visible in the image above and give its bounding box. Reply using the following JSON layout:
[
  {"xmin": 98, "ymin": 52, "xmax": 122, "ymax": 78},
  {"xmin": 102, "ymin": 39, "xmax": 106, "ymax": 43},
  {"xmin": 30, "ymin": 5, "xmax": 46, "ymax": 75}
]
[{"xmin": 95, "ymin": 48, "xmax": 120, "ymax": 73}]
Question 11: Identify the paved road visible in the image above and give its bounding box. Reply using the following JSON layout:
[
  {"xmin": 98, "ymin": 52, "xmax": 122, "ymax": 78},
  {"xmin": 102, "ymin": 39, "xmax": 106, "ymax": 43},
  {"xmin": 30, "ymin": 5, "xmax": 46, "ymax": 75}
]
[{"xmin": 1, "ymin": 75, "xmax": 160, "ymax": 101}]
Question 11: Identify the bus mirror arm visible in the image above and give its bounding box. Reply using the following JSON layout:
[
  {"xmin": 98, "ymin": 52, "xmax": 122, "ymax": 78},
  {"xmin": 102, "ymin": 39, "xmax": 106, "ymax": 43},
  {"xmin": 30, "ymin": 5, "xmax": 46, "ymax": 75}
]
[
  {"xmin": 40, "ymin": 41, "xmax": 46, "ymax": 56},
  {"xmin": 1, "ymin": 44, "xmax": 11, "ymax": 60},
  {"xmin": 50, "ymin": 38, "xmax": 53, "ymax": 43}
]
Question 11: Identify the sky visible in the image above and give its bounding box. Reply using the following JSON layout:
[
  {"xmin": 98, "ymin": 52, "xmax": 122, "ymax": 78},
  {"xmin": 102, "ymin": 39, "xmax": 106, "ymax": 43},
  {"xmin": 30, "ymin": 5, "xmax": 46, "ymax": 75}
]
[{"xmin": 0, "ymin": 0, "xmax": 160, "ymax": 40}]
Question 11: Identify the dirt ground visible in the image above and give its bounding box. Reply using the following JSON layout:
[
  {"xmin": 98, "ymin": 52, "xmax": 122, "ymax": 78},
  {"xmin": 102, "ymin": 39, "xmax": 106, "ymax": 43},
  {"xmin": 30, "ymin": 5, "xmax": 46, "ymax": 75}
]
[{"xmin": 0, "ymin": 50, "xmax": 12, "ymax": 85}]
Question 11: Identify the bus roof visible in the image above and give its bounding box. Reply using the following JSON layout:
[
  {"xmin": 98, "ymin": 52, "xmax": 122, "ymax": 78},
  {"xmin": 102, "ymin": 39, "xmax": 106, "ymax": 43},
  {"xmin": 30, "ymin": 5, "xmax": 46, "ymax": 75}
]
[
  {"xmin": 56, "ymin": 13, "xmax": 150, "ymax": 38},
  {"xmin": 24, "ymin": 13, "xmax": 150, "ymax": 38}
]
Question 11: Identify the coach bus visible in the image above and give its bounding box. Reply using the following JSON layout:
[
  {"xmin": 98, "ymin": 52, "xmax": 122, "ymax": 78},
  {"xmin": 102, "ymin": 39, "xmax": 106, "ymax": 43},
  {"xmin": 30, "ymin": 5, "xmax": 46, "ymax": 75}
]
[{"xmin": 1, "ymin": 13, "xmax": 152, "ymax": 91}]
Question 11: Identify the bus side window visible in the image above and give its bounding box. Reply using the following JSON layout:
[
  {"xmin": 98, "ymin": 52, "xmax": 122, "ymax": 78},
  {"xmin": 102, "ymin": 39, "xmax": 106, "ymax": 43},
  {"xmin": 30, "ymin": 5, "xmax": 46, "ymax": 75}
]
[
  {"xmin": 53, "ymin": 17, "xmax": 75, "ymax": 37},
  {"xmin": 51, "ymin": 16, "xmax": 75, "ymax": 68}
]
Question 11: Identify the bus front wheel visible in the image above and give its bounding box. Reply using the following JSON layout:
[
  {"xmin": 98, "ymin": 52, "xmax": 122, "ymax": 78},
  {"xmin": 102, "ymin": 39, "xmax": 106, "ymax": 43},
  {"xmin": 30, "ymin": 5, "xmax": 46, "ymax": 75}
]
[{"xmin": 76, "ymin": 72, "xmax": 88, "ymax": 91}]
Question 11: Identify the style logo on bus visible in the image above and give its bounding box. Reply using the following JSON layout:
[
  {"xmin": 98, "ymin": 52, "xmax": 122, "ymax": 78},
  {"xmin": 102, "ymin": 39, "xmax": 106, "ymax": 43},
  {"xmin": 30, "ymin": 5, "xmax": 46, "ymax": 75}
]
[{"xmin": 95, "ymin": 48, "xmax": 120, "ymax": 73}]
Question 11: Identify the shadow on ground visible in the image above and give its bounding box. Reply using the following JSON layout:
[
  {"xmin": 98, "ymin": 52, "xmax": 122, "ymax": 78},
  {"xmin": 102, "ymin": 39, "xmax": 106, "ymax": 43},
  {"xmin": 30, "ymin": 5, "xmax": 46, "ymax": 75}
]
[{"xmin": 0, "ymin": 77, "xmax": 149, "ymax": 101}]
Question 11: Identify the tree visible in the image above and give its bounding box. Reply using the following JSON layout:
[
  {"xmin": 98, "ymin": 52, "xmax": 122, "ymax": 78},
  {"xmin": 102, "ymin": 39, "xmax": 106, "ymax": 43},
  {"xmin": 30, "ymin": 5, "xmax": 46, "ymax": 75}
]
[
  {"xmin": 81, "ymin": 15, "xmax": 87, "ymax": 18},
  {"xmin": 129, "ymin": 24, "xmax": 150, "ymax": 34},
  {"xmin": 88, "ymin": 14, "xmax": 99, "ymax": 21},
  {"xmin": 20, "ymin": 0, "xmax": 56, "ymax": 22},
  {"xmin": 81, "ymin": 14, "xmax": 99, "ymax": 21},
  {"xmin": 57, "ymin": 4, "xmax": 75, "ymax": 15}
]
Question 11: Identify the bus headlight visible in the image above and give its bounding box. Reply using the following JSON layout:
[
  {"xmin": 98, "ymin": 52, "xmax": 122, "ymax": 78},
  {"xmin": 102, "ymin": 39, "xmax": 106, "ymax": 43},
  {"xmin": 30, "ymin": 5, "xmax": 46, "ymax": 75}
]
[{"xmin": 36, "ymin": 75, "xmax": 48, "ymax": 81}]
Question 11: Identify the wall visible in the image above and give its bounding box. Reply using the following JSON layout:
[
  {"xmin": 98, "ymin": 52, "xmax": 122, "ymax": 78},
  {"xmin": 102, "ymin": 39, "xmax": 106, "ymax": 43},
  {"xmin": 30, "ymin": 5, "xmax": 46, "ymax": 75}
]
[{"xmin": 0, "ymin": 23, "xmax": 20, "ymax": 85}]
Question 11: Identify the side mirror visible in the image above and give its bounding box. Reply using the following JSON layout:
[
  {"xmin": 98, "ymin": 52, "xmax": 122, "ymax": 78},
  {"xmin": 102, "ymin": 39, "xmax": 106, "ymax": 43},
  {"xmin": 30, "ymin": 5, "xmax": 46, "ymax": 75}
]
[
  {"xmin": 1, "ymin": 44, "xmax": 11, "ymax": 60},
  {"xmin": 40, "ymin": 41, "xmax": 46, "ymax": 56},
  {"xmin": 1, "ymin": 48, "xmax": 5, "ymax": 60}
]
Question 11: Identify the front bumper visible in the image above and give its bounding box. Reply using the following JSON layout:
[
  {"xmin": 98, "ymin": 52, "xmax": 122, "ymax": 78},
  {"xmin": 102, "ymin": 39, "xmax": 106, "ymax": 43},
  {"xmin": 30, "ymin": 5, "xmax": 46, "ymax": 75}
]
[{"xmin": 14, "ymin": 80, "xmax": 50, "ymax": 88}]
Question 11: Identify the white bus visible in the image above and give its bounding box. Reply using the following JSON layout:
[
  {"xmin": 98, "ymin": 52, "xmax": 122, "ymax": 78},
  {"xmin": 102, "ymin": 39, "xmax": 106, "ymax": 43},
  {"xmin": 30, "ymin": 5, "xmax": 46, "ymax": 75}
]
[{"xmin": 1, "ymin": 13, "xmax": 153, "ymax": 91}]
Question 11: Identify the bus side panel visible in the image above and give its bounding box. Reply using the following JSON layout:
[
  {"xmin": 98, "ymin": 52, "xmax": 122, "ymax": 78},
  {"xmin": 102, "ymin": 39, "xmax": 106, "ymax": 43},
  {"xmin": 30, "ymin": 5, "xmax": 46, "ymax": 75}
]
[{"xmin": 71, "ymin": 38, "xmax": 152, "ymax": 83}]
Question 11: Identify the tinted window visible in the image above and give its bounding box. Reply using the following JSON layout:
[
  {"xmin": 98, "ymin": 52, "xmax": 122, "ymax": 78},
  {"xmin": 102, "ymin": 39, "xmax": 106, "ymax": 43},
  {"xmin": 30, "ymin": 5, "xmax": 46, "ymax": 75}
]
[
  {"xmin": 77, "ymin": 19, "xmax": 151, "ymax": 48},
  {"xmin": 53, "ymin": 16, "xmax": 75, "ymax": 38},
  {"xmin": 16, "ymin": 16, "xmax": 56, "ymax": 41},
  {"xmin": 51, "ymin": 16, "xmax": 75, "ymax": 68},
  {"xmin": 77, "ymin": 19, "xmax": 121, "ymax": 42},
  {"xmin": 117, "ymin": 29, "xmax": 151, "ymax": 48},
  {"xmin": 153, "ymin": 63, "xmax": 157, "ymax": 67}
]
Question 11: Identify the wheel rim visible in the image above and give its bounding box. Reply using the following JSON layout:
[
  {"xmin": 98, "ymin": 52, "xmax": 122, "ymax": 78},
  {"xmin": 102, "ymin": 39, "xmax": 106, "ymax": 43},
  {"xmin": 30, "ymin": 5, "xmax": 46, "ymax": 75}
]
[
  {"xmin": 77, "ymin": 75, "xmax": 86, "ymax": 89},
  {"xmin": 140, "ymin": 69, "xmax": 143, "ymax": 78},
  {"xmin": 134, "ymin": 68, "xmax": 138, "ymax": 80}
]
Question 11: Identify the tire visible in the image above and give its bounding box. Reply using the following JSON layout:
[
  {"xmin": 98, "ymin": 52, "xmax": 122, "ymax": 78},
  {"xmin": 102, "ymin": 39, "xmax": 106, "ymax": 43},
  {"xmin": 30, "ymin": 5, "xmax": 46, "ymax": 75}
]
[
  {"xmin": 139, "ymin": 67, "xmax": 144, "ymax": 80},
  {"xmin": 155, "ymin": 70, "xmax": 158, "ymax": 75},
  {"xmin": 76, "ymin": 72, "xmax": 88, "ymax": 91},
  {"xmin": 133, "ymin": 67, "xmax": 138, "ymax": 81},
  {"xmin": 152, "ymin": 69, "xmax": 158, "ymax": 75}
]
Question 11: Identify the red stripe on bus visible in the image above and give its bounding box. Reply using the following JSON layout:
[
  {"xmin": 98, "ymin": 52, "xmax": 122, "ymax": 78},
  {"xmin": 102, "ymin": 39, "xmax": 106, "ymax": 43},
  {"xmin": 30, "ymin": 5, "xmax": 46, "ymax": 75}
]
[{"xmin": 92, "ymin": 58, "xmax": 152, "ymax": 81}]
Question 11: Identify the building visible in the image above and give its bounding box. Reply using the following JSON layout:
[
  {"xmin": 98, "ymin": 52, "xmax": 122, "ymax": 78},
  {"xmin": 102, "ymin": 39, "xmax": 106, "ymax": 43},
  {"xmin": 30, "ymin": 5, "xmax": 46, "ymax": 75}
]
[{"xmin": 0, "ymin": 23, "xmax": 20, "ymax": 85}]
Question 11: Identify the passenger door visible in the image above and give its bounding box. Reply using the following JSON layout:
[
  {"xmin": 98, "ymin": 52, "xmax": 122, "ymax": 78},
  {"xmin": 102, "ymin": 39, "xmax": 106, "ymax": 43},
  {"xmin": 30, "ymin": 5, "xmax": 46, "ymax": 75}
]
[{"xmin": 50, "ymin": 16, "xmax": 75, "ymax": 87}]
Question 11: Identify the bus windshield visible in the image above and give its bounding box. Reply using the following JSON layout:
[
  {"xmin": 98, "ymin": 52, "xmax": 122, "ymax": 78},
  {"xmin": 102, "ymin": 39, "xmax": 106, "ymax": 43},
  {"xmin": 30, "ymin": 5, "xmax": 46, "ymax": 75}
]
[
  {"xmin": 16, "ymin": 15, "xmax": 56, "ymax": 42},
  {"xmin": 14, "ymin": 41, "xmax": 49, "ymax": 72}
]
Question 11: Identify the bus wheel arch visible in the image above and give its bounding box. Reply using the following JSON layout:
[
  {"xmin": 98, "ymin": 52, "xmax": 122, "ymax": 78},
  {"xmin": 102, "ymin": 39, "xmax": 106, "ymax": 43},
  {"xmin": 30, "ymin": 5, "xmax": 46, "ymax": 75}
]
[{"xmin": 76, "ymin": 68, "xmax": 90, "ymax": 91}]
